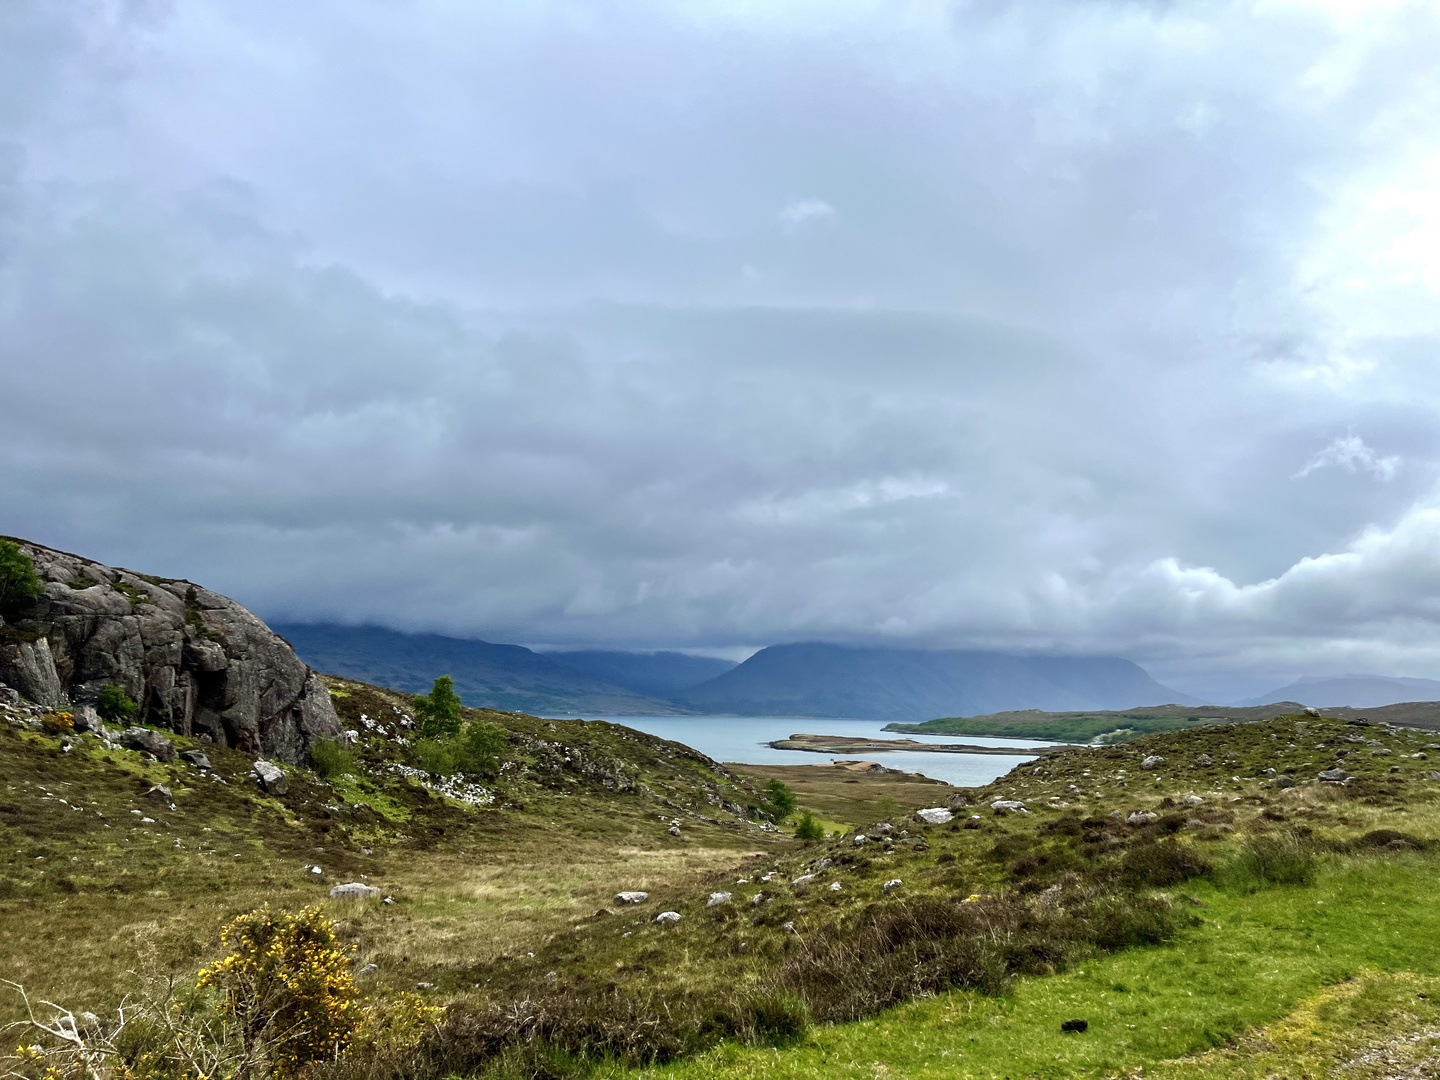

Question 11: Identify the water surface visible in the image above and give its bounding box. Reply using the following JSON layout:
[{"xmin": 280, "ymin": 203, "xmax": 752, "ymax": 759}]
[{"xmin": 550, "ymin": 713, "xmax": 1068, "ymax": 788}]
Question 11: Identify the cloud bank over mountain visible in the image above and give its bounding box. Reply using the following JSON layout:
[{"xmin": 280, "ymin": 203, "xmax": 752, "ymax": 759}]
[{"xmin": 2, "ymin": 1, "xmax": 1439, "ymax": 701}]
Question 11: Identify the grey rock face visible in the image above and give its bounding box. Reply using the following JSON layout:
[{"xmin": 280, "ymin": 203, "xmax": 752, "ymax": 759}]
[
  {"xmin": 252, "ymin": 760, "xmax": 289, "ymax": 794},
  {"xmin": 0, "ymin": 540, "xmax": 340, "ymax": 764},
  {"xmin": 121, "ymin": 727, "xmax": 176, "ymax": 761}
]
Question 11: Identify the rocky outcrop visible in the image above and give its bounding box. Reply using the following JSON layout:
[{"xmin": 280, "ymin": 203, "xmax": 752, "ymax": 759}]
[{"xmin": 0, "ymin": 539, "xmax": 340, "ymax": 764}]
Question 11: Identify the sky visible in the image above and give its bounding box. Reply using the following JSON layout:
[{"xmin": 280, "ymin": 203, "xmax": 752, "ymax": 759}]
[{"xmin": 2, "ymin": 0, "xmax": 1438, "ymax": 702}]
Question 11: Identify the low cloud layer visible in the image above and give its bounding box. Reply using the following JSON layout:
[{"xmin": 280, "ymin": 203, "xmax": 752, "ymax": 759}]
[{"xmin": 2, "ymin": 1, "xmax": 1439, "ymax": 700}]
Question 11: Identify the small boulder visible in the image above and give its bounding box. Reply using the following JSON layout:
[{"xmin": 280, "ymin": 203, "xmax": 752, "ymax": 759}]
[
  {"xmin": 121, "ymin": 727, "xmax": 176, "ymax": 761},
  {"xmin": 0, "ymin": 683, "xmax": 20, "ymax": 707},
  {"xmin": 1318, "ymin": 768, "xmax": 1349, "ymax": 783},
  {"xmin": 1371, "ymin": 748, "xmax": 1393, "ymax": 757},
  {"xmin": 706, "ymin": 892, "xmax": 732, "ymax": 907},
  {"xmin": 1196, "ymin": 754, "xmax": 1213, "ymax": 767},
  {"xmin": 668, "ymin": 825, "xmax": 682, "ymax": 837},
  {"xmin": 655, "ymin": 911, "xmax": 681, "ymax": 924},
  {"xmin": 882, "ymin": 879, "xmax": 903, "ymax": 891},
  {"xmin": 614, "ymin": 891, "xmax": 649, "ymax": 904},
  {"xmin": 791, "ymin": 874, "xmax": 816, "ymax": 886},
  {"xmin": 358, "ymin": 963, "xmax": 378, "ymax": 975},
  {"xmin": 72, "ymin": 706, "xmax": 105, "ymax": 734},
  {"xmin": 329, "ymin": 882, "xmax": 381, "ymax": 900},
  {"xmin": 916, "ymin": 807, "xmax": 953, "ymax": 825},
  {"xmin": 1140, "ymin": 755, "xmax": 1164, "ymax": 771},
  {"xmin": 1303, "ymin": 706, "xmax": 1321, "ymax": 717},
  {"xmin": 1274, "ymin": 775, "xmax": 1296, "ymax": 788},
  {"xmin": 180, "ymin": 749, "xmax": 212, "ymax": 770},
  {"xmin": 990, "ymin": 799, "xmax": 1028, "ymax": 815},
  {"xmin": 829, "ymin": 881, "xmax": 842, "ymax": 891},
  {"xmin": 144, "ymin": 784, "xmax": 173, "ymax": 804},
  {"xmin": 1182, "ymin": 795, "xmax": 1204, "ymax": 807},
  {"xmin": 853, "ymin": 834, "xmax": 869, "ymax": 846},
  {"xmin": 1127, "ymin": 810, "xmax": 1159, "ymax": 825},
  {"xmin": 251, "ymin": 760, "xmax": 288, "ymax": 795}
]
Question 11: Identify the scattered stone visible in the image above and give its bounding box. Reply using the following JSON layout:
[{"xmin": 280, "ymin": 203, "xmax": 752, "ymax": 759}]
[
  {"xmin": 853, "ymin": 834, "xmax": 869, "ymax": 846},
  {"xmin": 361, "ymin": 847, "xmax": 373, "ymax": 856},
  {"xmin": 1183, "ymin": 795, "xmax": 1205, "ymax": 807},
  {"xmin": 309, "ymin": 865, "xmax": 323, "ymax": 875},
  {"xmin": 882, "ymin": 879, "xmax": 903, "ymax": 891},
  {"xmin": 1140, "ymin": 755, "xmax": 1164, "ymax": 771},
  {"xmin": 1371, "ymin": 748, "xmax": 1393, "ymax": 757},
  {"xmin": 916, "ymin": 807, "xmax": 954, "ymax": 825},
  {"xmin": 751, "ymin": 892, "xmax": 767, "ymax": 906},
  {"xmin": 121, "ymin": 727, "xmax": 177, "ymax": 761},
  {"xmin": 791, "ymin": 874, "xmax": 816, "ymax": 886},
  {"xmin": 72, "ymin": 706, "xmax": 104, "ymax": 734},
  {"xmin": 655, "ymin": 911, "xmax": 681, "ymax": 924},
  {"xmin": 782, "ymin": 921, "xmax": 796, "ymax": 933},
  {"xmin": 990, "ymin": 799, "xmax": 1028, "ymax": 815},
  {"xmin": 1061, "ymin": 1019, "xmax": 1089, "ymax": 1034},
  {"xmin": 668, "ymin": 825, "xmax": 682, "ymax": 837},
  {"xmin": 1127, "ymin": 810, "xmax": 1159, "ymax": 825},
  {"xmin": 614, "ymin": 891, "xmax": 649, "ymax": 904},
  {"xmin": 1318, "ymin": 768, "xmax": 1350, "ymax": 783},
  {"xmin": 829, "ymin": 881, "xmax": 842, "ymax": 891},
  {"xmin": 812, "ymin": 858, "xmax": 832, "ymax": 871},
  {"xmin": 358, "ymin": 964, "xmax": 378, "ymax": 975},
  {"xmin": 1425, "ymin": 772, "xmax": 1440, "ymax": 781},
  {"xmin": 329, "ymin": 882, "xmax": 381, "ymax": 900},
  {"xmin": 1196, "ymin": 754, "xmax": 1213, "ymax": 767},
  {"xmin": 180, "ymin": 749, "xmax": 211, "ymax": 770},
  {"xmin": 871, "ymin": 823, "xmax": 894, "ymax": 835},
  {"xmin": 144, "ymin": 784, "xmax": 173, "ymax": 805},
  {"xmin": 251, "ymin": 760, "xmax": 289, "ymax": 795},
  {"xmin": 0, "ymin": 683, "xmax": 19, "ymax": 707},
  {"xmin": 1274, "ymin": 775, "xmax": 1296, "ymax": 788},
  {"xmin": 707, "ymin": 892, "xmax": 732, "ymax": 907}
]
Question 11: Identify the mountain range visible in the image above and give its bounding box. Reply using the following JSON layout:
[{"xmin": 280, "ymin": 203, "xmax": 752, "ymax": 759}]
[
  {"xmin": 275, "ymin": 625, "xmax": 1197, "ymax": 722},
  {"xmin": 1240, "ymin": 674, "xmax": 1440, "ymax": 709}
]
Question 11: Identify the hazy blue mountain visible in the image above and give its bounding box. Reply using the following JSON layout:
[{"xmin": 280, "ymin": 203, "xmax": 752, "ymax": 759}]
[
  {"xmin": 676, "ymin": 643, "xmax": 1194, "ymax": 722},
  {"xmin": 273, "ymin": 625, "xmax": 686, "ymax": 717},
  {"xmin": 1240, "ymin": 674, "xmax": 1440, "ymax": 709},
  {"xmin": 545, "ymin": 650, "xmax": 737, "ymax": 698}
]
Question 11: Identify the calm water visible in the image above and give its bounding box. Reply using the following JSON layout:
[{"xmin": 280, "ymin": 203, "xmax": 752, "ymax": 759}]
[{"xmin": 548, "ymin": 713, "xmax": 1068, "ymax": 789}]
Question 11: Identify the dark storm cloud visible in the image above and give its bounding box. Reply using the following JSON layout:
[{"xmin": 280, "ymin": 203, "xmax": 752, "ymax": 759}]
[{"xmin": 2, "ymin": 1, "xmax": 1439, "ymax": 700}]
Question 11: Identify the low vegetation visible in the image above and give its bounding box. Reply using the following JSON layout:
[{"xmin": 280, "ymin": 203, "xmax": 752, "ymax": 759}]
[{"xmin": 4, "ymin": 681, "xmax": 1440, "ymax": 1080}]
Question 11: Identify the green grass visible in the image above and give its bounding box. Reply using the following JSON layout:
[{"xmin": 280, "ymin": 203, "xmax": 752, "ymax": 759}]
[
  {"xmin": 889, "ymin": 714, "xmax": 1204, "ymax": 743},
  {"xmin": 621, "ymin": 853, "xmax": 1440, "ymax": 1079}
]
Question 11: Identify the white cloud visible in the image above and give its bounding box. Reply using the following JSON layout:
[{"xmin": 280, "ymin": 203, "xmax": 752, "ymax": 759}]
[
  {"xmin": 777, "ymin": 198, "xmax": 835, "ymax": 233},
  {"xmin": 1293, "ymin": 436, "xmax": 1400, "ymax": 481}
]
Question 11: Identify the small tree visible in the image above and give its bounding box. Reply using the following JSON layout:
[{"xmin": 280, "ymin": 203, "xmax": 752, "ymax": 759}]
[
  {"xmin": 413, "ymin": 675, "xmax": 462, "ymax": 738},
  {"xmin": 794, "ymin": 811, "xmax": 824, "ymax": 842},
  {"xmin": 95, "ymin": 683, "xmax": 139, "ymax": 723},
  {"xmin": 0, "ymin": 539, "xmax": 43, "ymax": 621},
  {"xmin": 766, "ymin": 778, "xmax": 798, "ymax": 820}
]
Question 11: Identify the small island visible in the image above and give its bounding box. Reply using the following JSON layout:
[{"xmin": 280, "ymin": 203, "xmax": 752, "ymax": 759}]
[{"xmin": 767, "ymin": 733, "xmax": 1054, "ymax": 755}]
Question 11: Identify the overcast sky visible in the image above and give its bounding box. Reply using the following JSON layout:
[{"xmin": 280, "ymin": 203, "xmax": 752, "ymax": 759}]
[{"xmin": 2, "ymin": 1, "xmax": 1438, "ymax": 700}]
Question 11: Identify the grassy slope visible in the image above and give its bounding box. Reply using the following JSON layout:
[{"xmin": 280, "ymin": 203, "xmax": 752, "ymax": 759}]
[{"xmin": 0, "ymin": 677, "xmax": 789, "ymax": 1018}]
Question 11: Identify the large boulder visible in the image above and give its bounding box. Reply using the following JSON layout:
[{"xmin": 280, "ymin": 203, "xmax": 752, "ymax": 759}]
[{"xmin": 0, "ymin": 540, "xmax": 341, "ymax": 764}]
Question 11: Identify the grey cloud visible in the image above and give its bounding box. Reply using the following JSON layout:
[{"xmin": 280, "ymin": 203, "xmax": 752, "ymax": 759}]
[{"xmin": 2, "ymin": 1, "xmax": 1440, "ymax": 701}]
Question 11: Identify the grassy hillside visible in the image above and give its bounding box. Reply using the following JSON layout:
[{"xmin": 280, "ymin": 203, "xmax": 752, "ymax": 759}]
[
  {"xmin": 892, "ymin": 699, "xmax": 1440, "ymax": 742},
  {"xmin": 5, "ymin": 685, "xmax": 1440, "ymax": 1080}
]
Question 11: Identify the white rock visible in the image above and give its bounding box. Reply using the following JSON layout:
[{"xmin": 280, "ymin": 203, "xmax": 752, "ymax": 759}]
[
  {"xmin": 853, "ymin": 834, "xmax": 869, "ymax": 845},
  {"xmin": 707, "ymin": 892, "xmax": 732, "ymax": 907},
  {"xmin": 791, "ymin": 873, "xmax": 816, "ymax": 886},
  {"xmin": 1127, "ymin": 810, "xmax": 1159, "ymax": 825},
  {"xmin": 1141, "ymin": 755, "xmax": 1165, "ymax": 771},
  {"xmin": 883, "ymin": 879, "xmax": 903, "ymax": 890},
  {"xmin": 614, "ymin": 891, "xmax": 649, "ymax": 904},
  {"xmin": 1183, "ymin": 795, "xmax": 1204, "ymax": 807},
  {"xmin": 329, "ymin": 882, "xmax": 381, "ymax": 900},
  {"xmin": 829, "ymin": 882, "xmax": 842, "ymax": 891},
  {"xmin": 251, "ymin": 760, "xmax": 289, "ymax": 795},
  {"xmin": 989, "ymin": 799, "xmax": 1028, "ymax": 814},
  {"xmin": 655, "ymin": 911, "xmax": 681, "ymax": 924},
  {"xmin": 916, "ymin": 807, "xmax": 954, "ymax": 825}
]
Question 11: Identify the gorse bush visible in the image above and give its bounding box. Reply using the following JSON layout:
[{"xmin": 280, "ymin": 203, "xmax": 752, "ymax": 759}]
[
  {"xmin": 197, "ymin": 906, "xmax": 362, "ymax": 1077},
  {"xmin": 413, "ymin": 675, "xmax": 463, "ymax": 739},
  {"xmin": 0, "ymin": 539, "xmax": 44, "ymax": 621},
  {"xmin": 95, "ymin": 683, "xmax": 138, "ymax": 723}
]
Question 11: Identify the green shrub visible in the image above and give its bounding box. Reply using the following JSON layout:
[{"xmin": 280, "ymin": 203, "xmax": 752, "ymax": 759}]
[
  {"xmin": 0, "ymin": 539, "xmax": 43, "ymax": 621},
  {"xmin": 793, "ymin": 811, "xmax": 823, "ymax": 842},
  {"xmin": 95, "ymin": 683, "xmax": 138, "ymax": 723},
  {"xmin": 413, "ymin": 737, "xmax": 461, "ymax": 777},
  {"xmin": 414, "ymin": 675, "xmax": 463, "ymax": 738},
  {"xmin": 413, "ymin": 719, "xmax": 508, "ymax": 778},
  {"xmin": 311, "ymin": 738, "xmax": 360, "ymax": 779},
  {"xmin": 765, "ymin": 779, "xmax": 797, "ymax": 820}
]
